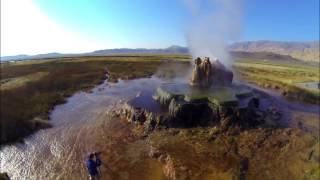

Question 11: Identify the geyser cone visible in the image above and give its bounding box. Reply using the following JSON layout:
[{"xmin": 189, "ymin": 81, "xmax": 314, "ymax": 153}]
[{"xmin": 190, "ymin": 57, "xmax": 233, "ymax": 87}]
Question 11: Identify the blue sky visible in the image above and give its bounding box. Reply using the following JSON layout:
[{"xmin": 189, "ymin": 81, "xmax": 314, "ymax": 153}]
[
  {"xmin": 244, "ymin": 0, "xmax": 319, "ymax": 41},
  {"xmin": 1, "ymin": 0, "xmax": 319, "ymax": 56},
  {"xmin": 35, "ymin": 0, "xmax": 189, "ymax": 48}
]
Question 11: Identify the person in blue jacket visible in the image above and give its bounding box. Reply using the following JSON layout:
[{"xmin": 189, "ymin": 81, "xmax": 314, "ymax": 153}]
[{"xmin": 86, "ymin": 152, "xmax": 102, "ymax": 180}]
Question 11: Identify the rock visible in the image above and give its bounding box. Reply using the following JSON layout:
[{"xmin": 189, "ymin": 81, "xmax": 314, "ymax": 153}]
[
  {"xmin": 190, "ymin": 57, "xmax": 233, "ymax": 87},
  {"xmin": 167, "ymin": 98, "xmax": 216, "ymax": 127},
  {"xmin": 211, "ymin": 60, "xmax": 233, "ymax": 86},
  {"xmin": 190, "ymin": 57, "xmax": 204, "ymax": 87},
  {"xmin": 123, "ymin": 99, "xmax": 170, "ymax": 132}
]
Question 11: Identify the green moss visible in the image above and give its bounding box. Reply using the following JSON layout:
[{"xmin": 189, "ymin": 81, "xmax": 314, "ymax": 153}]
[
  {"xmin": 207, "ymin": 87, "xmax": 239, "ymax": 106},
  {"xmin": 154, "ymin": 84, "xmax": 189, "ymax": 106},
  {"xmin": 156, "ymin": 83, "xmax": 247, "ymax": 107},
  {"xmin": 183, "ymin": 88, "xmax": 208, "ymax": 102}
]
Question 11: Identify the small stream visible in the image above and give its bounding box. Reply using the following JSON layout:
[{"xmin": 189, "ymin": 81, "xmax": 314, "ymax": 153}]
[{"xmin": 1, "ymin": 76, "xmax": 319, "ymax": 179}]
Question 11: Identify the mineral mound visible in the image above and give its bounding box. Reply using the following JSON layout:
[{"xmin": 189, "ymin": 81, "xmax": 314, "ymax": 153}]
[
  {"xmin": 190, "ymin": 57, "xmax": 233, "ymax": 87},
  {"xmin": 122, "ymin": 57, "xmax": 279, "ymax": 131}
]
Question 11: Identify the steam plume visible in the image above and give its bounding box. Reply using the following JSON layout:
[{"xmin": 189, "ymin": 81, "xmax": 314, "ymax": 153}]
[{"xmin": 183, "ymin": 0, "xmax": 243, "ymax": 68}]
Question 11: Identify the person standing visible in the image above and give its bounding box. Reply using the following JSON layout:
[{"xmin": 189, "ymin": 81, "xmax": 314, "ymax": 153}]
[{"xmin": 86, "ymin": 152, "xmax": 102, "ymax": 180}]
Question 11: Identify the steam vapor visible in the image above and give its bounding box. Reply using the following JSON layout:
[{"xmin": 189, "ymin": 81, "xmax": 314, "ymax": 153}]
[{"xmin": 183, "ymin": 0, "xmax": 243, "ymax": 68}]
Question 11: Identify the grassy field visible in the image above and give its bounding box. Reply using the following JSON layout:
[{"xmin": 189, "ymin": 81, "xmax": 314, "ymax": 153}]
[
  {"xmin": 234, "ymin": 58, "xmax": 319, "ymax": 104},
  {"xmin": 1, "ymin": 54, "xmax": 318, "ymax": 145},
  {"xmin": 1, "ymin": 72, "xmax": 49, "ymax": 90},
  {"xmin": 0, "ymin": 55, "xmax": 190, "ymax": 145}
]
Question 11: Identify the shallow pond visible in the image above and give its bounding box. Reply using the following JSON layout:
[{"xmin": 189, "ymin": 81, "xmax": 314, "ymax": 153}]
[{"xmin": 0, "ymin": 76, "xmax": 168, "ymax": 179}]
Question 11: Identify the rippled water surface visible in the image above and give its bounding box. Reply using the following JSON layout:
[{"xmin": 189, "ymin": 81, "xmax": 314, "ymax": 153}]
[{"xmin": 0, "ymin": 77, "xmax": 166, "ymax": 179}]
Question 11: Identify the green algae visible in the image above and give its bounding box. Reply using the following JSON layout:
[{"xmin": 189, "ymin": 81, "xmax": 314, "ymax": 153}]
[{"xmin": 156, "ymin": 83, "xmax": 253, "ymax": 108}]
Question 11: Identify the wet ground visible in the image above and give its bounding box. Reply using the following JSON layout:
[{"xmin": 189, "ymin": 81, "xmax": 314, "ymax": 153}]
[
  {"xmin": 1, "ymin": 76, "xmax": 319, "ymax": 179},
  {"xmin": 246, "ymin": 83, "xmax": 320, "ymax": 135}
]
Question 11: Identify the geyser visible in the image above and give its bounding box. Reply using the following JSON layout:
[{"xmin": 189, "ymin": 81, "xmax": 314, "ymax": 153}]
[
  {"xmin": 120, "ymin": 1, "xmax": 278, "ymax": 132},
  {"xmin": 121, "ymin": 57, "xmax": 280, "ymax": 131},
  {"xmin": 184, "ymin": 0, "xmax": 243, "ymax": 68}
]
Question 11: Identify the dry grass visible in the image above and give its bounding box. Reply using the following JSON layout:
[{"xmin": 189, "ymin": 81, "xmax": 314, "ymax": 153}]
[
  {"xmin": 0, "ymin": 72, "xmax": 49, "ymax": 90},
  {"xmin": 1, "ymin": 55, "xmax": 188, "ymax": 145},
  {"xmin": 234, "ymin": 59, "xmax": 320, "ymax": 104}
]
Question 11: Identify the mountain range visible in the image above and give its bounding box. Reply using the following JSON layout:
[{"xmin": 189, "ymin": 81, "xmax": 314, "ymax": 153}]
[
  {"xmin": 0, "ymin": 46, "xmax": 189, "ymax": 62},
  {"xmin": 1, "ymin": 41, "xmax": 319, "ymax": 62},
  {"xmin": 229, "ymin": 41, "xmax": 319, "ymax": 62}
]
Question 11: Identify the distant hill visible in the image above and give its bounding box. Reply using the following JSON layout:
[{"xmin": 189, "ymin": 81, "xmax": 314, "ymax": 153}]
[
  {"xmin": 0, "ymin": 46, "xmax": 189, "ymax": 62},
  {"xmin": 229, "ymin": 41, "xmax": 319, "ymax": 62},
  {"xmin": 1, "ymin": 41, "xmax": 319, "ymax": 62},
  {"xmin": 0, "ymin": 54, "xmax": 30, "ymax": 61},
  {"xmin": 0, "ymin": 53, "xmax": 67, "ymax": 61},
  {"xmin": 91, "ymin": 45, "xmax": 189, "ymax": 55},
  {"xmin": 229, "ymin": 51, "xmax": 316, "ymax": 66},
  {"xmin": 230, "ymin": 51, "xmax": 300, "ymax": 61}
]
